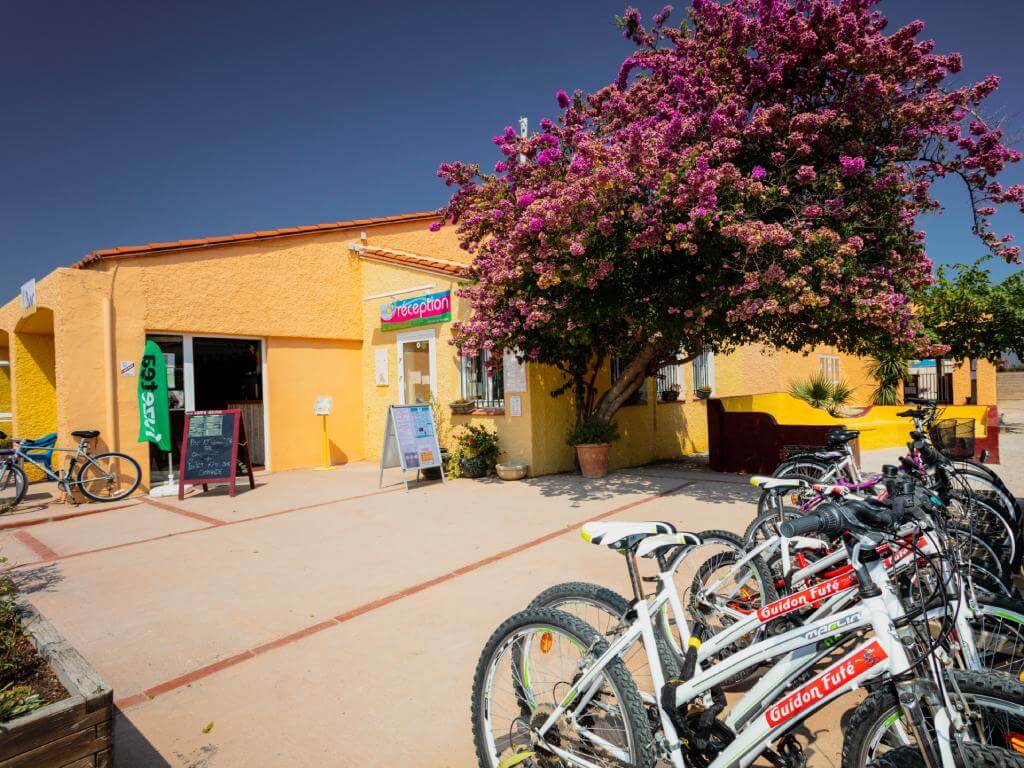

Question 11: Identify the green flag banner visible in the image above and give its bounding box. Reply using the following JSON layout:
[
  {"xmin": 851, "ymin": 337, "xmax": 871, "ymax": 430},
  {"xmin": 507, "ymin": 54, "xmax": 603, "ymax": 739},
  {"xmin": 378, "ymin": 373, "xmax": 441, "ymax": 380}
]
[{"xmin": 137, "ymin": 340, "xmax": 171, "ymax": 451}]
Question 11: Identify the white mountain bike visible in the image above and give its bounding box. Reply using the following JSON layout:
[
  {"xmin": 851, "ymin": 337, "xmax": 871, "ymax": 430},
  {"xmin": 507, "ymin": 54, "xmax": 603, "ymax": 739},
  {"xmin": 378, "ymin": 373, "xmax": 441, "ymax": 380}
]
[{"xmin": 471, "ymin": 494, "xmax": 1024, "ymax": 768}]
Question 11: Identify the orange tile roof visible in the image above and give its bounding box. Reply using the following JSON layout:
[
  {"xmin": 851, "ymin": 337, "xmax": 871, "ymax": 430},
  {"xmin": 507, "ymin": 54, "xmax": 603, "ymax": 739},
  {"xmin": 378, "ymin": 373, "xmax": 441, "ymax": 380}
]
[
  {"xmin": 72, "ymin": 211, "xmax": 440, "ymax": 268},
  {"xmin": 355, "ymin": 246, "xmax": 470, "ymax": 279}
]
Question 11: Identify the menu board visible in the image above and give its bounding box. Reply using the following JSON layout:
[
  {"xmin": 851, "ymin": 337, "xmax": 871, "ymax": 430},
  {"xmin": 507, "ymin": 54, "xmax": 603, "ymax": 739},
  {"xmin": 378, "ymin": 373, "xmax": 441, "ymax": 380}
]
[
  {"xmin": 379, "ymin": 404, "xmax": 445, "ymax": 489},
  {"xmin": 178, "ymin": 409, "xmax": 254, "ymax": 498}
]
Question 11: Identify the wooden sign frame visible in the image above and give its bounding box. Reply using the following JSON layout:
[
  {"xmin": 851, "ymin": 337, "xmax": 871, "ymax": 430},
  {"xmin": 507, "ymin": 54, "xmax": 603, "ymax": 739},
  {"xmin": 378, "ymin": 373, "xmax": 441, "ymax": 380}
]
[{"xmin": 178, "ymin": 408, "xmax": 255, "ymax": 499}]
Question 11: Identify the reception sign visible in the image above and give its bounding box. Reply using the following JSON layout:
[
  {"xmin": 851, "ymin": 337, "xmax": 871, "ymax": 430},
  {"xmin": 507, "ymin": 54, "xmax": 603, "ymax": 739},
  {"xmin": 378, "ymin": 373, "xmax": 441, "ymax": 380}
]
[{"xmin": 380, "ymin": 291, "xmax": 451, "ymax": 331}]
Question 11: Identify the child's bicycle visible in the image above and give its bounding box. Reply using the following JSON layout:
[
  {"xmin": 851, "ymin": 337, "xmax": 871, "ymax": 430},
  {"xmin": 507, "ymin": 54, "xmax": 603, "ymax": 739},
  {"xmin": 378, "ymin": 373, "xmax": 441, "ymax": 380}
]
[{"xmin": 0, "ymin": 430, "xmax": 141, "ymax": 508}]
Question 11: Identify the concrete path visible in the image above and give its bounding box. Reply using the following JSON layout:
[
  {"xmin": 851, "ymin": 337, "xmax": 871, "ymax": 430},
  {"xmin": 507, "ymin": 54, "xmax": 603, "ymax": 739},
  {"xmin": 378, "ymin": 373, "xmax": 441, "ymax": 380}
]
[{"xmin": 1, "ymin": 461, "xmax": 864, "ymax": 767}]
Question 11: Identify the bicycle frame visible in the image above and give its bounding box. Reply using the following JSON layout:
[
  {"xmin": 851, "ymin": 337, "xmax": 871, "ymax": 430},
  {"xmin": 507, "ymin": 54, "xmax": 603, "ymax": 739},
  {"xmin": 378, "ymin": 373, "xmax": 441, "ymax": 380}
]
[
  {"xmin": 12, "ymin": 441, "xmax": 110, "ymax": 490},
  {"xmin": 531, "ymin": 553, "xmax": 931, "ymax": 768}
]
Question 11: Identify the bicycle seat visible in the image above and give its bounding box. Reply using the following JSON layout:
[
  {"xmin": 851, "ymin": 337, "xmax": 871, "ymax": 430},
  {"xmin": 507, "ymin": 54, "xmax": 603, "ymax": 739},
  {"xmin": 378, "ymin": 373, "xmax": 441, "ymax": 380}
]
[
  {"xmin": 71, "ymin": 430, "xmax": 100, "ymax": 440},
  {"xmin": 826, "ymin": 428, "xmax": 859, "ymax": 446},
  {"xmin": 582, "ymin": 521, "xmax": 676, "ymax": 550},
  {"xmin": 750, "ymin": 476, "xmax": 809, "ymax": 491}
]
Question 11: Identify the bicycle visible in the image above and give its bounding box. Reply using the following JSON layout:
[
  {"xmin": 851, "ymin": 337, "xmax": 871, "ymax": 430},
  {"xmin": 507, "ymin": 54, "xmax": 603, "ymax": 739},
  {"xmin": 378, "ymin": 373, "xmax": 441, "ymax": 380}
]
[
  {"xmin": 471, "ymin": 489, "xmax": 1024, "ymax": 768},
  {"xmin": 0, "ymin": 429, "xmax": 141, "ymax": 504}
]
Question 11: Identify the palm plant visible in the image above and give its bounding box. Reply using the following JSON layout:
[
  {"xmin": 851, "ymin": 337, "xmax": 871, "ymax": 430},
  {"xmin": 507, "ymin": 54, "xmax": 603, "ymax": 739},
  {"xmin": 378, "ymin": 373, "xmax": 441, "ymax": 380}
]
[
  {"xmin": 788, "ymin": 373, "xmax": 855, "ymax": 416},
  {"xmin": 866, "ymin": 353, "xmax": 909, "ymax": 406}
]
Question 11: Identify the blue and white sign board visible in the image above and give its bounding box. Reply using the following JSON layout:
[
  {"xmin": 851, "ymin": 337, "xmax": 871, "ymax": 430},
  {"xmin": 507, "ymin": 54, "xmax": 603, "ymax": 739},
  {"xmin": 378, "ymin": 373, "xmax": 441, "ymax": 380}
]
[
  {"xmin": 379, "ymin": 404, "xmax": 445, "ymax": 490},
  {"xmin": 20, "ymin": 279, "xmax": 35, "ymax": 310}
]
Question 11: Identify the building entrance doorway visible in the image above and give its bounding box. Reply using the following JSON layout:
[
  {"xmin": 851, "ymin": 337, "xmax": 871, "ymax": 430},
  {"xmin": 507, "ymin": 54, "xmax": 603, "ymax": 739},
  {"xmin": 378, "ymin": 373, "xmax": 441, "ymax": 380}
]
[
  {"xmin": 397, "ymin": 329, "xmax": 436, "ymax": 405},
  {"xmin": 147, "ymin": 334, "xmax": 267, "ymax": 485}
]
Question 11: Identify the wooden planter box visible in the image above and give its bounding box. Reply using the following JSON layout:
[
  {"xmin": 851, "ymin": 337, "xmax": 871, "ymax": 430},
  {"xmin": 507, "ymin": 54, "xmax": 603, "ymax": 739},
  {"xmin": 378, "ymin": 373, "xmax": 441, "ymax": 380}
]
[{"xmin": 0, "ymin": 598, "xmax": 113, "ymax": 767}]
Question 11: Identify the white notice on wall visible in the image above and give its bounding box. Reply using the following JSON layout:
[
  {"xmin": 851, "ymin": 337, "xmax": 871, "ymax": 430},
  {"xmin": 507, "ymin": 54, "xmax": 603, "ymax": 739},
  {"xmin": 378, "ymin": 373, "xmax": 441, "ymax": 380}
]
[
  {"xmin": 119, "ymin": 360, "xmax": 136, "ymax": 377},
  {"xmin": 374, "ymin": 348, "xmax": 389, "ymax": 386},
  {"xmin": 509, "ymin": 395, "xmax": 522, "ymax": 417},
  {"xmin": 503, "ymin": 351, "xmax": 527, "ymax": 393}
]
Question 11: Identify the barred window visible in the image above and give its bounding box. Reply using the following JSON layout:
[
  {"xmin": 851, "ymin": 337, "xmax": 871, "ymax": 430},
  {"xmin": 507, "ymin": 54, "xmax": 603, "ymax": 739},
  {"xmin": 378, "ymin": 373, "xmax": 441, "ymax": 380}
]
[
  {"xmin": 611, "ymin": 357, "xmax": 648, "ymax": 405},
  {"xmin": 692, "ymin": 350, "xmax": 715, "ymax": 393},
  {"xmin": 460, "ymin": 352, "xmax": 504, "ymax": 409},
  {"xmin": 656, "ymin": 348, "xmax": 685, "ymax": 398}
]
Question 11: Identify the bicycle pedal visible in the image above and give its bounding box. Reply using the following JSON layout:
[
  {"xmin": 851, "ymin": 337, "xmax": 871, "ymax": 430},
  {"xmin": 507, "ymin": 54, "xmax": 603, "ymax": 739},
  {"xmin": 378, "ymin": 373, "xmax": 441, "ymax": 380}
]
[{"xmin": 778, "ymin": 735, "xmax": 807, "ymax": 768}]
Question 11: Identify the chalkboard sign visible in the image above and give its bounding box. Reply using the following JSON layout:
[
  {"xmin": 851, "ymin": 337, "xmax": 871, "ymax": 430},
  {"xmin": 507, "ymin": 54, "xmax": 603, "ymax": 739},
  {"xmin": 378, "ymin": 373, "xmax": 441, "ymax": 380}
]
[{"xmin": 178, "ymin": 409, "xmax": 255, "ymax": 499}]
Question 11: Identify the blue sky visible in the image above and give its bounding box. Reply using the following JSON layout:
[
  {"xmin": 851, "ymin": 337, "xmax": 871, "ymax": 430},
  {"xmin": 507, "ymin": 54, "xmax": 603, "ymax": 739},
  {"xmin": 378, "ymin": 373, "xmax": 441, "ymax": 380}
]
[{"xmin": 2, "ymin": 0, "xmax": 1023, "ymax": 291}]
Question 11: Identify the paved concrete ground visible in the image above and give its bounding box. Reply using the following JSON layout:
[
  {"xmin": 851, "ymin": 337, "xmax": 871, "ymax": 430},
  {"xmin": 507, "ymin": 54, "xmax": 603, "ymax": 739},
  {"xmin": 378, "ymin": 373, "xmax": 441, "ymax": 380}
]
[{"xmin": 0, "ymin": 415, "xmax": 1018, "ymax": 768}]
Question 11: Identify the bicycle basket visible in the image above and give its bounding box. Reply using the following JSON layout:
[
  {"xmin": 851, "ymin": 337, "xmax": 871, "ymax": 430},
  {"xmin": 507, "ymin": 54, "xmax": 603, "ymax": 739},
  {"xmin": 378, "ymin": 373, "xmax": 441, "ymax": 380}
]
[{"xmin": 928, "ymin": 418, "xmax": 975, "ymax": 459}]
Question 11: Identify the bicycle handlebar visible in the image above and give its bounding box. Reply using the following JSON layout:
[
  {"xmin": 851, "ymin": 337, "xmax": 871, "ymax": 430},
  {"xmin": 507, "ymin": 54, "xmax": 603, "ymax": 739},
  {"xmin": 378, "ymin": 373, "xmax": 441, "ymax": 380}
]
[
  {"xmin": 779, "ymin": 495, "xmax": 909, "ymax": 538},
  {"xmin": 780, "ymin": 504, "xmax": 844, "ymax": 537}
]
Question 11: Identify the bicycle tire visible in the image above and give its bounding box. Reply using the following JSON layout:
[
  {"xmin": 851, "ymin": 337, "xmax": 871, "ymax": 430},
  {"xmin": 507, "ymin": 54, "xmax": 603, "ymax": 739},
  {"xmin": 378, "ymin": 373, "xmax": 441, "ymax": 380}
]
[
  {"xmin": 76, "ymin": 452, "xmax": 141, "ymax": 502},
  {"xmin": 471, "ymin": 607, "xmax": 657, "ymax": 768},
  {"xmin": 773, "ymin": 456, "xmax": 832, "ymax": 482},
  {"xmin": 527, "ymin": 581, "xmax": 681, "ymax": 696},
  {"xmin": 871, "ymin": 744, "xmax": 1024, "ymax": 768},
  {"xmin": 841, "ymin": 670, "xmax": 1024, "ymax": 768},
  {"xmin": 0, "ymin": 461, "xmax": 27, "ymax": 510}
]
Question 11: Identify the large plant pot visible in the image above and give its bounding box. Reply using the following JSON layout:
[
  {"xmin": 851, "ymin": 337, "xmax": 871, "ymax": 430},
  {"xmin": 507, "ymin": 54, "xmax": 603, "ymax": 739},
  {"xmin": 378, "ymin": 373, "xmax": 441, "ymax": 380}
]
[
  {"xmin": 575, "ymin": 443, "xmax": 611, "ymax": 479},
  {"xmin": 459, "ymin": 455, "xmax": 490, "ymax": 479}
]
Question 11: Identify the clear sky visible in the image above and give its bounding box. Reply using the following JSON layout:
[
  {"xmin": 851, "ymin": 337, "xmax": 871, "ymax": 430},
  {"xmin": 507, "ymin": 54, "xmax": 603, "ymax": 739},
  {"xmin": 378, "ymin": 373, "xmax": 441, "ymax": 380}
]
[{"xmin": 2, "ymin": 0, "xmax": 1023, "ymax": 292}]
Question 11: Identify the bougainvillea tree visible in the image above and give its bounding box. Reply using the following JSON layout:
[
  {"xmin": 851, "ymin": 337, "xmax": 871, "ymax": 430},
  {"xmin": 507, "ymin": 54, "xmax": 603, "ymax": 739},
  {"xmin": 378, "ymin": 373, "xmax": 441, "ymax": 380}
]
[{"xmin": 434, "ymin": 0, "xmax": 1024, "ymax": 423}]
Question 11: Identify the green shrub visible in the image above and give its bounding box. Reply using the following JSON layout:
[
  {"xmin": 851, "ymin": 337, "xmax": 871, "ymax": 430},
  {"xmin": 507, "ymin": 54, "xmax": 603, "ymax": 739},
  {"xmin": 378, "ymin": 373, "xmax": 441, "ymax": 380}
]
[
  {"xmin": 450, "ymin": 424, "xmax": 502, "ymax": 477},
  {"xmin": 0, "ymin": 685, "xmax": 42, "ymax": 720},
  {"xmin": 866, "ymin": 353, "xmax": 909, "ymax": 406},
  {"xmin": 788, "ymin": 373, "xmax": 854, "ymax": 417},
  {"xmin": 566, "ymin": 418, "xmax": 621, "ymax": 446}
]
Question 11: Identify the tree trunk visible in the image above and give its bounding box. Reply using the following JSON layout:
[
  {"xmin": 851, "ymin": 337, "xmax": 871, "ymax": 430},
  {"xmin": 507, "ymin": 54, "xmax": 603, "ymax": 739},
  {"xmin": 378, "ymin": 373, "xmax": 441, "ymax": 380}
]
[{"xmin": 592, "ymin": 344, "xmax": 662, "ymax": 421}]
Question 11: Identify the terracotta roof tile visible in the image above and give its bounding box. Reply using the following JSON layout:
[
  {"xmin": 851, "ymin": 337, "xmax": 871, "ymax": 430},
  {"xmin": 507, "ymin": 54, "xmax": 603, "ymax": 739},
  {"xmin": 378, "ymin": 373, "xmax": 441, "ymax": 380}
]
[
  {"xmin": 72, "ymin": 210, "xmax": 439, "ymax": 269},
  {"xmin": 355, "ymin": 246, "xmax": 470, "ymax": 279}
]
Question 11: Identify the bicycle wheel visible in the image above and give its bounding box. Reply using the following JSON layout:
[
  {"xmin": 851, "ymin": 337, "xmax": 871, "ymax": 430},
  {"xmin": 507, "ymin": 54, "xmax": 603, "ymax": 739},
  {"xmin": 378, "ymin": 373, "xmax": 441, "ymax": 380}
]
[
  {"xmin": 661, "ymin": 530, "xmax": 778, "ymax": 683},
  {"xmin": 841, "ymin": 670, "xmax": 1024, "ymax": 768},
  {"xmin": 0, "ymin": 461, "xmax": 27, "ymax": 510},
  {"xmin": 528, "ymin": 582, "xmax": 680, "ymax": 700},
  {"xmin": 773, "ymin": 456, "xmax": 832, "ymax": 482},
  {"xmin": 971, "ymin": 595, "xmax": 1024, "ymax": 677},
  {"xmin": 471, "ymin": 607, "xmax": 656, "ymax": 768},
  {"xmin": 871, "ymin": 744, "xmax": 1024, "ymax": 768},
  {"xmin": 76, "ymin": 452, "xmax": 141, "ymax": 502}
]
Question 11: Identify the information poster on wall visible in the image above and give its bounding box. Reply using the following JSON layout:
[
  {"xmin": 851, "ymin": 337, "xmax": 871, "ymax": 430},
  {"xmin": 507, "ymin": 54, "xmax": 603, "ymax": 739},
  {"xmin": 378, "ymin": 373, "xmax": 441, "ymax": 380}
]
[
  {"xmin": 379, "ymin": 404, "xmax": 445, "ymax": 490},
  {"xmin": 503, "ymin": 351, "xmax": 527, "ymax": 393},
  {"xmin": 374, "ymin": 348, "xmax": 389, "ymax": 385}
]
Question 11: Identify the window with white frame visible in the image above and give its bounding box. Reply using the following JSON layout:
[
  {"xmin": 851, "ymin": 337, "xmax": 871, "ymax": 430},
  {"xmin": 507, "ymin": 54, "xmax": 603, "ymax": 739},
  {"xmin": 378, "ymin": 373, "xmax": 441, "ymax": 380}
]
[
  {"xmin": 818, "ymin": 354, "xmax": 840, "ymax": 383},
  {"xmin": 460, "ymin": 352, "xmax": 505, "ymax": 409},
  {"xmin": 692, "ymin": 349, "xmax": 715, "ymax": 393},
  {"xmin": 611, "ymin": 356, "xmax": 648, "ymax": 405},
  {"xmin": 656, "ymin": 348, "xmax": 685, "ymax": 399}
]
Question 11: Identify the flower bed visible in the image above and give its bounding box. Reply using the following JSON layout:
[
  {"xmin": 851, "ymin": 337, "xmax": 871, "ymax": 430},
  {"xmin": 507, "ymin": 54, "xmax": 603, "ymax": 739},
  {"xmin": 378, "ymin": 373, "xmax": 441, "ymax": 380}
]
[{"xmin": 0, "ymin": 590, "xmax": 113, "ymax": 767}]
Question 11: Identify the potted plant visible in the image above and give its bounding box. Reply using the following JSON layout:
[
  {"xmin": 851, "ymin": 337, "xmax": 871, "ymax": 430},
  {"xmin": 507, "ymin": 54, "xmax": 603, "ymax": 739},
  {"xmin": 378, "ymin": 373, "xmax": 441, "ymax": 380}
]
[
  {"xmin": 566, "ymin": 418, "xmax": 620, "ymax": 479},
  {"xmin": 695, "ymin": 386, "xmax": 712, "ymax": 399},
  {"xmin": 449, "ymin": 398, "xmax": 476, "ymax": 415},
  {"xmin": 454, "ymin": 424, "xmax": 501, "ymax": 479},
  {"xmin": 660, "ymin": 384, "xmax": 681, "ymax": 402}
]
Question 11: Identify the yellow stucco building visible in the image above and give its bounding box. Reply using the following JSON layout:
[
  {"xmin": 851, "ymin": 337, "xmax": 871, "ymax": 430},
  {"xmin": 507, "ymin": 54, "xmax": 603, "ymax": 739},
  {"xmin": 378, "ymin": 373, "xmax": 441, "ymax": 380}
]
[{"xmin": 0, "ymin": 210, "xmax": 998, "ymax": 489}]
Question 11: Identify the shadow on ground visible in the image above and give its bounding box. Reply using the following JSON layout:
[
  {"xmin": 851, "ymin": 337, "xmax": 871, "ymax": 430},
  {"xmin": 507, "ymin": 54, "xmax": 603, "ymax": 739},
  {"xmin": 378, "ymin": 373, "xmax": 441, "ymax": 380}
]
[
  {"xmin": 12, "ymin": 563, "xmax": 63, "ymax": 594},
  {"xmin": 115, "ymin": 711, "xmax": 173, "ymax": 767}
]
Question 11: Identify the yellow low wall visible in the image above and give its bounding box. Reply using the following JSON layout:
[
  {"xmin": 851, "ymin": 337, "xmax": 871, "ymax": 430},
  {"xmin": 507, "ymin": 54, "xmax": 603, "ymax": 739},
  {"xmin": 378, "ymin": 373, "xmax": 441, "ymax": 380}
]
[{"xmin": 719, "ymin": 393, "xmax": 989, "ymax": 451}]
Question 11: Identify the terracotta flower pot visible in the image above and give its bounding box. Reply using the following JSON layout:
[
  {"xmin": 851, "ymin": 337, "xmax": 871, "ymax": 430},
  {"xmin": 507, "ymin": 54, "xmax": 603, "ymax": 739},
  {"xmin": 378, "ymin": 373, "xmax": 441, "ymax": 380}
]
[{"xmin": 575, "ymin": 443, "xmax": 611, "ymax": 479}]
